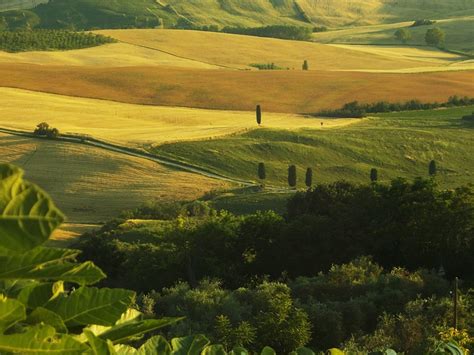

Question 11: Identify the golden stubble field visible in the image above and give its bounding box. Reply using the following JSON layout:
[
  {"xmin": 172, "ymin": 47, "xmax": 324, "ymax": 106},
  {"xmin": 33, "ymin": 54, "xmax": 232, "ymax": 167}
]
[
  {"xmin": 0, "ymin": 133, "xmax": 228, "ymax": 223},
  {"xmin": 0, "ymin": 64, "xmax": 472, "ymax": 113},
  {"xmin": 0, "ymin": 88, "xmax": 358, "ymax": 146},
  {"xmin": 95, "ymin": 29, "xmax": 472, "ymax": 72}
]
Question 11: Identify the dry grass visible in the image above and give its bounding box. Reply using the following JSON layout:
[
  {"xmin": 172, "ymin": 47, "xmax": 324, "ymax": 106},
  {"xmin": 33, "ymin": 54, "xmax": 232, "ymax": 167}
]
[
  {"xmin": 0, "ymin": 133, "xmax": 228, "ymax": 223},
  {"xmin": 95, "ymin": 29, "xmax": 470, "ymax": 72},
  {"xmin": 0, "ymin": 42, "xmax": 220, "ymax": 69},
  {"xmin": 0, "ymin": 88, "xmax": 357, "ymax": 146},
  {"xmin": 0, "ymin": 64, "xmax": 473, "ymax": 113}
]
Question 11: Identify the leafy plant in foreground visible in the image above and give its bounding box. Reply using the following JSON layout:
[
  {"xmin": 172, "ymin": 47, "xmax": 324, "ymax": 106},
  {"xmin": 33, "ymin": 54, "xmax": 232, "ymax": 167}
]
[{"xmin": 0, "ymin": 164, "xmax": 182, "ymax": 353}]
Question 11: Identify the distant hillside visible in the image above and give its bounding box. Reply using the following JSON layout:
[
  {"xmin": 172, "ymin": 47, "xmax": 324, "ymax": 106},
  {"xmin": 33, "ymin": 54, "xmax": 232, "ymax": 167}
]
[
  {"xmin": 0, "ymin": 0, "xmax": 48, "ymax": 12},
  {"xmin": 1, "ymin": 0, "xmax": 474, "ymax": 30}
]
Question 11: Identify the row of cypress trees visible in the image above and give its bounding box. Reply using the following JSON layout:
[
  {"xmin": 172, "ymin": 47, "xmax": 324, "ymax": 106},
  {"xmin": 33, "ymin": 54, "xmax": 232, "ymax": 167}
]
[{"xmin": 258, "ymin": 160, "xmax": 438, "ymax": 188}]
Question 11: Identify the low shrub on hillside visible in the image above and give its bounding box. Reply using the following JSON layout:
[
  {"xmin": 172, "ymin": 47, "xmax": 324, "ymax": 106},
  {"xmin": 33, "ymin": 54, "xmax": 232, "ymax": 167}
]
[
  {"xmin": 249, "ymin": 63, "xmax": 287, "ymax": 70},
  {"xmin": 0, "ymin": 29, "xmax": 115, "ymax": 52}
]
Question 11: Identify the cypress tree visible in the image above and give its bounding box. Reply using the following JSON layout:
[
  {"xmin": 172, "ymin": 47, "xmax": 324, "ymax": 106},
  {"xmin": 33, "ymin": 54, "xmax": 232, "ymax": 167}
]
[
  {"xmin": 305, "ymin": 167, "xmax": 313, "ymax": 188},
  {"xmin": 258, "ymin": 162, "xmax": 266, "ymax": 186},
  {"xmin": 256, "ymin": 105, "xmax": 262, "ymax": 125},
  {"xmin": 370, "ymin": 168, "xmax": 378, "ymax": 183},
  {"xmin": 429, "ymin": 160, "xmax": 437, "ymax": 176},
  {"xmin": 288, "ymin": 165, "xmax": 297, "ymax": 188},
  {"xmin": 302, "ymin": 60, "xmax": 309, "ymax": 71}
]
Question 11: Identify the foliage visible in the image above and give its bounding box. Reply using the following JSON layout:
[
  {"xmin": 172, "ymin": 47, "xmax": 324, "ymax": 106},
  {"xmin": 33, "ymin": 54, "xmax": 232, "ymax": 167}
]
[
  {"xmin": 0, "ymin": 164, "xmax": 182, "ymax": 353},
  {"xmin": 288, "ymin": 165, "xmax": 297, "ymax": 188},
  {"xmin": 302, "ymin": 60, "xmax": 309, "ymax": 71},
  {"xmin": 370, "ymin": 168, "xmax": 379, "ymax": 182},
  {"xmin": 0, "ymin": 29, "xmax": 115, "ymax": 52},
  {"xmin": 411, "ymin": 19, "xmax": 436, "ymax": 27},
  {"xmin": 147, "ymin": 280, "xmax": 312, "ymax": 353},
  {"xmin": 305, "ymin": 168, "xmax": 313, "ymax": 188},
  {"xmin": 33, "ymin": 122, "xmax": 60, "ymax": 139},
  {"xmin": 317, "ymin": 96, "xmax": 474, "ymax": 118},
  {"xmin": 394, "ymin": 28, "xmax": 412, "ymax": 43},
  {"xmin": 249, "ymin": 63, "xmax": 286, "ymax": 70},
  {"xmin": 429, "ymin": 160, "xmax": 437, "ymax": 176},
  {"xmin": 222, "ymin": 25, "xmax": 313, "ymax": 41},
  {"xmin": 462, "ymin": 112, "xmax": 474, "ymax": 121},
  {"xmin": 312, "ymin": 26, "xmax": 328, "ymax": 33},
  {"xmin": 425, "ymin": 28, "xmax": 446, "ymax": 47},
  {"xmin": 258, "ymin": 163, "xmax": 266, "ymax": 182},
  {"xmin": 256, "ymin": 105, "xmax": 262, "ymax": 126}
]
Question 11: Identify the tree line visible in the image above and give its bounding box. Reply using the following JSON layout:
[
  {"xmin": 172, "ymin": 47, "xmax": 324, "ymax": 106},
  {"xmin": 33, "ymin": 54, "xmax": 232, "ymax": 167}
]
[
  {"xmin": 317, "ymin": 96, "xmax": 474, "ymax": 118},
  {"xmin": 0, "ymin": 29, "xmax": 115, "ymax": 52}
]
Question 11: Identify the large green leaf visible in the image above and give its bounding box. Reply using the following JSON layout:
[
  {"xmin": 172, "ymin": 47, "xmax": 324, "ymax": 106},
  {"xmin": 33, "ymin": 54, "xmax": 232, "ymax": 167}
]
[
  {"xmin": 292, "ymin": 347, "xmax": 316, "ymax": 355},
  {"xmin": 230, "ymin": 347, "xmax": 249, "ymax": 355},
  {"xmin": 171, "ymin": 335, "xmax": 210, "ymax": 355},
  {"xmin": 260, "ymin": 347, "xmax": 276, "ymax": 355},
  {"xmin": 0, "ymin": 324, "xmax": 89, "ymax": 354},
  {"xmin": 0, "ymin": 164, "xmax": 64, "ymax": 253},
  {"xmin": 26, "ymin": 307, "xmax": 68, "ymax": 333},
  {"xmin": 0, "ymin": 247, "xmax": 105, "ymax": 285},
  {"xmin": 0, "ymin": 295, "xmax": 25, "ymax": 333},
  {"xmin": 18, "ymin": 281, "xmax": 64, "ymax": 309},
  {"xmin": 202, "ymin": 345, "xmax": 227, "ymax": 355},
  {"xmin": 99, "ymin": 317, "xmax": 182, "ymax": 344},
  {"xmin": 137, "ymin": 335, "xmax": 172, "ymax": 355},
  {"xmin": 45, "ymin": 287, "xmax": 134, "ymax": 327},
  {"xmin": 85, "ymin": 329, "xmax": 117, "ymax": 355}
]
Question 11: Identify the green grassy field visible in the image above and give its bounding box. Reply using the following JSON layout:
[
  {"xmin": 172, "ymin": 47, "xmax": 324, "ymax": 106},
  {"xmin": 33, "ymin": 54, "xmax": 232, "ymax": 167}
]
[
  {"xmin": 154, "ymin": 105, "xmax": 474, "ymax": 188},
  {"xmin": 314, "ymin": 16, "xmax": 474, "ymax": 55}
]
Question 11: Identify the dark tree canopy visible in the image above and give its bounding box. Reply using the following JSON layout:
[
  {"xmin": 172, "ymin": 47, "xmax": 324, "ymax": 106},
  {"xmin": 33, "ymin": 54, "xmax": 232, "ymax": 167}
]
[
  {"xmin": 425, "ymin": 28, "xmax": 445, "ymax": 47},
  {"xmin": 429, "ymin": 160, "xmax": 437, "ymax": 176}
]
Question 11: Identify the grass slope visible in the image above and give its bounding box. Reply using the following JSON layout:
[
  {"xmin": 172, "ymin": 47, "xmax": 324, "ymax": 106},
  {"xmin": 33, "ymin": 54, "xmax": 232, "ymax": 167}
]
[
  {"xmin": 0, "ymin": 88, "xmax": 356, "ymax": 146},
  {"xmin": 154, "ymin": 105, "xmax": 474, "ymax": 188},
  {"xmin": 314, "ymin": 16, "xmax": 474, "ymax": 55},
  {"xmin": 2, "ymin": 0, "xmax": 474, "ymax": 29},
  {"xmin": 1, "ymin": 64, "xmax": 472, "ymax": 113},
  {"xmin": 0, "ymin": 132, "xmax": 228, "ymax": 223}
]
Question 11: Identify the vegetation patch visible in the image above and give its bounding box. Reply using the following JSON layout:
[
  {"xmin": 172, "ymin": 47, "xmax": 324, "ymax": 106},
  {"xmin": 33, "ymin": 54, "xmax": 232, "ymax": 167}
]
[
  {"xmin": 317, "ymin": 96, "xmax": 474, "ymax": 118},
  {"xmin": 222, "ymin": 25, "xmax": 313, "ymax": 41},
  {"xmin": 0, "ymin": 29, "xmax": 115, "ymax": 52},
  {"xmin": 249, "ymin": 63, "xmax": 287, "ymax": 70}
]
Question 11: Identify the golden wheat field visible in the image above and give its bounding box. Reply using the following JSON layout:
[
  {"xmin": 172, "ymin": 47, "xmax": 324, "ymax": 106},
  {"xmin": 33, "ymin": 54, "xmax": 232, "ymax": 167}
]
[
  {"xmin": 0, "ymin": 42, "xmax": 221, "ymax": 69},
  {"xmin": 0, "ymin": 132, "xmax": 228, "ymax": 223},
  {"xmin": 0, "ymin": 88, "xmax": 358, "ymax": 145},
  {"xmin": 95, "ymin": 29, "xmax": 472, "ymax": 72},
  {"xmin": 0, "ymin": 64, "xmax": 473, "ymax": 113}
]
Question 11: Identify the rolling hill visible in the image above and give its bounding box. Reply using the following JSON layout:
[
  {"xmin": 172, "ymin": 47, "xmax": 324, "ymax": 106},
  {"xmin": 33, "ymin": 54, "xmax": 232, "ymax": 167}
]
[
  {"xmin": 154, "ymin": 105, "xmax": 474, "ymax": 188},
  {"xmin": 2, "ymin": 0, "xmax": 474, "ymax": 30},
  {"xmin": 0, "ymin": 131, "xmax": 228, "ymax": 223}
]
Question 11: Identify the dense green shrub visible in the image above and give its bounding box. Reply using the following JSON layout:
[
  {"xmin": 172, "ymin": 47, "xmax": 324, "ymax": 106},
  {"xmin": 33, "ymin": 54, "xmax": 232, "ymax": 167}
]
[
  {"xmin": 0, "ymin": 29, "xmax": 115, "ymax": 52},
  {"xmin": 249, "ymin": 63, "xmax": 286, "ymax": 70},
  {"xmin": 148, "ymin": 280, "xmax": 312, "ymax": 353}
]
